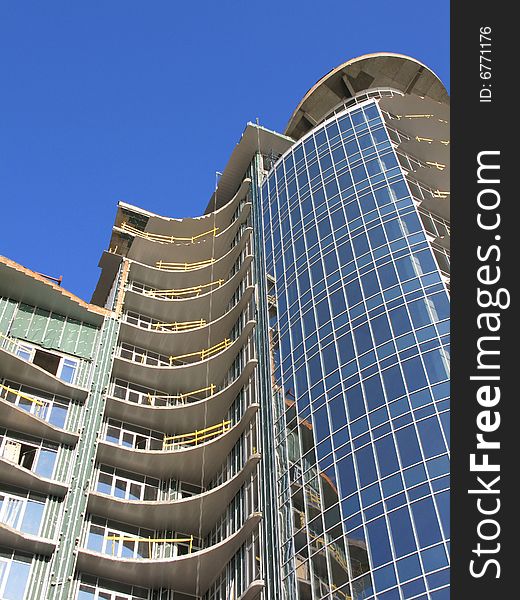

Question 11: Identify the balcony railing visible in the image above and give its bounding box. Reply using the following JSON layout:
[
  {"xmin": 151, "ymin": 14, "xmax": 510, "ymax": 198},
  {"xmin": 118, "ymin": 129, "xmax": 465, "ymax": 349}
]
[
  {"xmin": 85, "ymin": 516, "xmax": 202, "ymax": 559},
  {"xmin": 144, "ymin": 385, "xmax": 216, "ymax": 407},
  {"xmin": 151, "ymin": 320, "xmax": 206, "ymax": 332},
  {"xmin": 117, "ymin": 338, "xmax": 233, "ymax": 368},
  {"xmin": 120, "ymin": 222, "xmax": 219, "ymax": 244},
  {"xmin": 162, "ymin": 420, "xmax": 231, "ymax": 451},
  {"xmin": 111, "ymin": 380, "xmax": 216, "ymax": 408},
  {"xmin": 104, "ymin": 417, "xmax": 233, "ymax": 453},
  {"xmin": 123, "ymin": 312, "xmax": 206, "ymax": 333},
  {"xmin": 169, "ymin": 339, "xmax": 231, "ymax": 365},
  {"xmin": 155, "ymin": 258, "xmax": 215, "ymax": 272},
  {"xmin": 1, "ymin": 383, "xmax": 47, "ymax": 417},
  {"xmin": 129, "ymin": 279, "xmax": 225, "ymax": 300},
  {"xmin": 105, "ymin": 534, "xmax": 194, "ymax": 557}
]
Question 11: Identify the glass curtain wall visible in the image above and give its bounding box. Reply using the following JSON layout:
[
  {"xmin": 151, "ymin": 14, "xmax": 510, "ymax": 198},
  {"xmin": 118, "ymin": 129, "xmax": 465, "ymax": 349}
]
[{"xmin": 261, "ymin": 100, "xmax": 450, "ymax": 600}]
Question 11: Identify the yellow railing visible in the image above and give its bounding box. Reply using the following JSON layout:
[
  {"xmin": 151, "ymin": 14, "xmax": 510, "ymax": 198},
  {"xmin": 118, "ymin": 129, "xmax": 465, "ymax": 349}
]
[
  {"xmin": 105, "ymin": 534, "xmax": 194, "ymax": 557},
  {"xmin": 425, "ymin": 161, "xmax": 446, "ymax": 171},
  {"xmin": 155, "ymin": 259, "xmax": 215, "ymax": 272},
  {"xmin": 398, "ymin": 114, "xmax": 448, "ymax": 124},
  {"xmin": 401, "ymin": 113, "xmax": 435, "ymax": 119},
  {"xmin": 0, "ymin": 331, "xmax": 28, "ymax": 355},
  {"xmin": 415, "ymin": 136, "xmax": 450, "ymax": 146},
  {"xmin": 142, "ymin": 279, "xmax": 225, "ymax": 299},
  {"xmin": 152, "ymin": 319, "xmax": 206, "ymax": 332},
  {"xmin": 163, "ymin": 419, "xmax": 231, "ymax": 450},
  {"xmin": 120, "ymin": 221, "xmax": 218, "ymax": 243},
  {"xmin": 0, "ymin": 383, "xmax": 46, "ymax": 417},
  {"xmin": 169, "ymin": 338, "xmax": 231, "ymax": 365},
  {"xmin": 145, "ymin": 384, "xmax": 216, "ymax": 405}
]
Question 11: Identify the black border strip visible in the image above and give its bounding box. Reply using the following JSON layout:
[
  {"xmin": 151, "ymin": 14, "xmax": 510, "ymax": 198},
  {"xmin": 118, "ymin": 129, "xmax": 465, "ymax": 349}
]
[{"xmin": 451, "ymin": 3, "xmax": 513, "ymax": 596}]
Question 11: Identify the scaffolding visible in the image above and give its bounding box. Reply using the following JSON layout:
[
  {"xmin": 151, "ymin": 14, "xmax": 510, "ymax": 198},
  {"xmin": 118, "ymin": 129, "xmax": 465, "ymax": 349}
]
[
  {"xmin": 163, "ymin": 419, "xmax": 231, "ymax": 450},
  {"xmin": 120, "ymin": 222, "xmax": 219, "ymax": 244}
]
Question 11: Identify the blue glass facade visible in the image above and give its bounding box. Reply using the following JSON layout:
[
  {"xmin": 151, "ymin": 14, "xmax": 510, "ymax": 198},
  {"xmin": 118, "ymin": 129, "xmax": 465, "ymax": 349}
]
[{"xmin": 260, "ymin": 100, "xmax": 450, "ymax": 600}]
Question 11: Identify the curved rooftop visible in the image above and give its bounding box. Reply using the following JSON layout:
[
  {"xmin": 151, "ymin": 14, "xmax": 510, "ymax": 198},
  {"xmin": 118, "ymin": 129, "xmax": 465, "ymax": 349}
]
[{"xmin": 285, "ymin": 52, "xmax": 449, "ymax": 140}]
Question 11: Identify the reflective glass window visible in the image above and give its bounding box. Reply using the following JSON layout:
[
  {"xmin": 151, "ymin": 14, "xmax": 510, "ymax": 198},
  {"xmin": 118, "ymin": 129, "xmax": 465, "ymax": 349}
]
[
  {"xmin": 355, "ymin": 445, "xmax": 377, "ymax": 487},
  {"xmin": 374, "ymin": 435, "xmax": 399, "ymax": 477},
  {"xmin": 382, "ymin": 365, "xmax": 406, "ymax": 401},
  {"xmin": 363, "ymin": 375, "xmax": 385, "ymax": 411},
  {"xmin": 395, "ymin": 427, "xmax": 422, "ymax": 468},
  {"xmin": 388, "ymin": 507, "xmax": 417, "ymax": 557},
  {"xmin": 402, "ymin": 357, "xmax": 428, "ymax": 392},
  {"xmin": 417, "ymin": 417, "xmax": 446, "ymax": 458},
  {"xmin": 411, "ymin": 497, "xmax": 443, "ymax": 547},
  {"xmin": 366, "ymin": 517, "xmax": 392, "ymax": 567}
]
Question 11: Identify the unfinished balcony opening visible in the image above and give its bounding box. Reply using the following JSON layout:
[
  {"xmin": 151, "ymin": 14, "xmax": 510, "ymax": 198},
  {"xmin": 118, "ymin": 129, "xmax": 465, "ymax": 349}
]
[
  {"xmin": 110, "ymin": 379, "xmax": 216, "ymax": 409},
  {"xmin": 0, "ymin": 434, "xmax": 58, "ymax": 480}
]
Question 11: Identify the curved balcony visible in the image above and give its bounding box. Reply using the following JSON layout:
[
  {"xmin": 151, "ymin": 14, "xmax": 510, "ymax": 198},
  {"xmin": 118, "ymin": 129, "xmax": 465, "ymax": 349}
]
[
  {"xmin": 115, "ymin": 178, "xmax": 251, "ymax": 244},
  {"xmin": 127, "ymin": 228, "xmax": 252, "ymax": 290},
  {"xmin": 406, "ymin": 176, "xmax": 450, "ymax": 221},
  {"xmin": 0, "ymin": 345, "xmax": 89, "ymax": 403},
  {"xmin": 123, "ymin": 255, "xmax": 253, "ymax": 323},
  {"xmin": 380, "ymin": 94, "xmax": 449, "ymax": 140},
  {"xmin": 112, "ymin": 320, "xmax": 255, "ymax": 392},
  {"xmin": 105, "ymin": 358, "xmax": 257, "ymax": 432},
  {"xmin": 87, "ymin": 453, "xmax": 260, "ymax": 535},
  {"xmin": 397, "ymin": 138, "xmax": 448, "ymax": 168},
  {"xmin": 0, "ymin": 397, "xmax": 78, "ymax": 446},
  {"xmin": 406, "ymin": 165, "xmax": 449, "ymax": 201},
  {"xmin": 119, "ymin": 286, "xmax": 254, "ymax": 356},
  {"xmin": 0, "ymin": 522, "xmax": 56, "ymax": 556},
  {"xmin": 240, "ymin": 581, "xmax": 265, "ymax": 600},
  {"xmin": 285, "ymin": 54, "xmax": 448, "ymax": 140},
  {"xmin": 0, "ymin": 457, "xmax": 68, "ymax": 497},
  {"xmin": 96, "ymin": 403, "xmax": 258, "ymax": 485},
  {"xmin": 118, "ymin": 202, "xmax": 251, "ymax": 267},
  {"xmin": 76, "ymin": 511, "xmax": 261, "ymax": 595}
]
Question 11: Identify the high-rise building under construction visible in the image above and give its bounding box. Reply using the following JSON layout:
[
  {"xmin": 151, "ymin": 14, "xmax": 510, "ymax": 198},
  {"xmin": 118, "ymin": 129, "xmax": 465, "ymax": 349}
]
[{"xmin": 0, "ymin": 53, "xmax": 449, "ymax": 600}]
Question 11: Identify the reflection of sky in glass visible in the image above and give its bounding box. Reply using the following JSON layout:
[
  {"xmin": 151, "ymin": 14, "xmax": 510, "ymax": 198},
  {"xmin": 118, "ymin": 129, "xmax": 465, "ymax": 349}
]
[
  {"xmin": 34, "ymin": 449, "xmax": 57, "ymax": 479},
  {"xmin": 262, "ymin": 100, "xmax": 450, "ymax": 599},
  {"xmin": 2, "ymin": 556, "xmax": 32, "ymax": 600},
  {"xmin": 20, "ymin": 499, "xmax": 44, "ymax": 536}
]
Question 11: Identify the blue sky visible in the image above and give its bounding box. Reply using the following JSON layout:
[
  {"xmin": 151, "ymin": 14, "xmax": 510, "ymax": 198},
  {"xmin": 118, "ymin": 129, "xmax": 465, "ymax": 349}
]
[{"xmin": 0, "ymin": 1, "xmax": 449, "ymax": 301}]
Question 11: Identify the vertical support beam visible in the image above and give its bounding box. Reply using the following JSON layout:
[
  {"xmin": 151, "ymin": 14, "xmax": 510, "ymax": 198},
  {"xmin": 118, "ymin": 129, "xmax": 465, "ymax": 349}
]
[
  {"xmin": 113, "ymin": 259, "xmax": 130, "ymax": 317},
  {"xmin": 250, "ymin": 152, "xmax": 283, "ymax": 600}
]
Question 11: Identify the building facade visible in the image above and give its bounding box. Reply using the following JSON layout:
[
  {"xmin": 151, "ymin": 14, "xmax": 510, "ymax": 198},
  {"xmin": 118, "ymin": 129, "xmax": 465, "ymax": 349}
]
[{"xmin": 0, "ymin": 53, "xmax": 449, "ymax": 600}]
